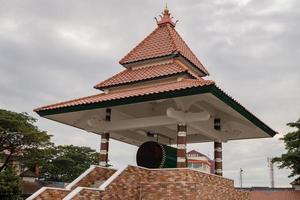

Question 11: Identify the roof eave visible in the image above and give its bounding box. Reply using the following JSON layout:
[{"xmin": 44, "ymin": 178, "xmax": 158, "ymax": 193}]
[
  {"xmin": 120, "ymin": 52, "xmax": 209, "ymax": 77},
  {"xmin": 35, "ymin": 85, "xmax": 277, "ymax": 137},
  {"xmin": 210, "ymin": 86, "xmax": 277, "ymax": 137},
  {"xmin": 94, "ymin": 71, "xmax": 194, "ymax": 91},
  {"xmin": 174, "ymin": 53, "xmax": 209, "ymax": 76},
  {"xmin": 119, "ymin": 53, "xmax": 176, "ymax": 68}
]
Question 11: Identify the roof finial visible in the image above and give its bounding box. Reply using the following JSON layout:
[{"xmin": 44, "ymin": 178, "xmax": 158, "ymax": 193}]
[{"xmin": 156, "ymin": 4, "xmax": 177, "ymax": 27}]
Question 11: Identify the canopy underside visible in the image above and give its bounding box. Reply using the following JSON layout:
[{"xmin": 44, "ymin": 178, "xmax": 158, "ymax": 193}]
[{"xmin": 44, "ymin": 92, "xmax": 273, "ymax": 146}]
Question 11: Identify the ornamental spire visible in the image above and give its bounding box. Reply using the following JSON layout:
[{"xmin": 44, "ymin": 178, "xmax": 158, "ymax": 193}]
[{"xmin": 155, "ymin": 5, "xmax": 178, "ymax": 27}]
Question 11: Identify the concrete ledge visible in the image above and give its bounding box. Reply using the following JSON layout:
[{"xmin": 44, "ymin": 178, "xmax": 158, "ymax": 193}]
[
  {"xmin": 66, "ymin": 165, "xmax": 116, "ymax": 190},
  {"xmin": 28, "ymin": 165, "xmax": 116, "ymax": 200},
  {"xmin": 99, "ymin": 165, "xmax": 128, "ymax": 191},
  {"xmin": 63, "ymin": 187, "xmax": 102, "ymax": 200}
]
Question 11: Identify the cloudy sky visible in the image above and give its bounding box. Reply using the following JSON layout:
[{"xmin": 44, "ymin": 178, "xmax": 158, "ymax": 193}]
[{"xmin": 0, "ymin": 0, "xmax": 299, "ymax": 187}]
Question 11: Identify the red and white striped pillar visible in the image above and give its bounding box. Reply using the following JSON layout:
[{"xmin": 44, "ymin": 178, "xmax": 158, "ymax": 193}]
[
  {"xmin": 214, "ymin": 118, "xmax": 222, "ymax": 176},
  {"xmin": 214, "ymin": 141, "xmax": 223, "ymax": 176},
  {"xmin": 177, "ymin": 123, "xmax": 187, "ymax": 168},
  {"xmin": 99, "ymin": 108, "xmax": 111, "ymax": 167}
]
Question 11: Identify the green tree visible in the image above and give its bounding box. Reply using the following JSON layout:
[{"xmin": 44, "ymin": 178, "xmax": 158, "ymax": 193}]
[
  {"xmin": 0, "ymin": 167, "xmax": 20, "ymax": 200},
  {"xmin": 0, "ymin": 109, "xmax": 51, "ymax": 172},
  {"xmin": 273, "ymin": 118, "xmax": 300, "ymax": 178},
  {"xmin": 22, "ymin": 145, "xmax": 99, "ymax": 182},
  {"xmin": 0, "ymin": 109, "xmax": 99, "ymax": 184}
]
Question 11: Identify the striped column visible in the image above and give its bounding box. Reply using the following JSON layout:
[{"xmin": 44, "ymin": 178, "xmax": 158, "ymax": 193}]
[
  {"xmin": 99, "ymin": 108, "xmax": 111, "ymax": 167},
  {"xmin": 214, "ymin": 141, "xmax": 223, "ymax": 176},
  {"xmin": 177, "ymin": 123, "xmax": 187, "ymax": 168}
]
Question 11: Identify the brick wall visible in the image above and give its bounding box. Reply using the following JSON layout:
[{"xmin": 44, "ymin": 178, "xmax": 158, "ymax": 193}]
[
  {"xmin": 141, "ymin": 169, "xmax": 243, "ymax": 200},
  {"xmin": 100, "ymin": 166, "xmax": 149, "ymax": 200},
  {"xmin": 141, "ymin": 182, "xmax": 248, "ymax": 200},
  {"xmin": 147, "ymin": 169, "xmax": 234, "ymax": 188},
  {"xmin": 141, "ymin": 182, "xmax": 197, "ymax": 199},
  {"xmin": 33, "ymin": 188, "xmax": 69, "ymax": 200},
  {"xmin": 71, "ymin": 189, "xmax": 101, "ymax": 200},
  {"xmin": 30, "ymin": 166, "xmax": 116, "ymax": 200},
  {"xmin": 30, "ymin": 165, "xmax": 249, "ymax": 200},
  {"xmin": 97, "ymin": 166, "xmax": 249, "ymax": 200},
  {"xmin": 71, "ymin": 167, "xmax": 116, "ymax": 189}
]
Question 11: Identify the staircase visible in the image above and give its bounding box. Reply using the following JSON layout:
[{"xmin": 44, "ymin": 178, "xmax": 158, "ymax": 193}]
[
  {"xmin": 28, "ymin": 165, "xmax": 249, "ymax": 200},
  {"xmin": 27, "ymin": 165, "xmax": 116, "ymax": 200}
]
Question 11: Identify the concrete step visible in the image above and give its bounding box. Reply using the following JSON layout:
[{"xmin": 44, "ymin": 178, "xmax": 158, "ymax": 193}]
[{"xmin": 27, "ymin": 165, "xmax": 116, "ymax": 200}]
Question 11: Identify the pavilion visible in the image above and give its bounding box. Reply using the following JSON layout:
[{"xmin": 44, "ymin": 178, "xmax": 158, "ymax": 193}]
[{"xmin": 34, "ymin": 7, "xmax": 276, "ymax": 177}]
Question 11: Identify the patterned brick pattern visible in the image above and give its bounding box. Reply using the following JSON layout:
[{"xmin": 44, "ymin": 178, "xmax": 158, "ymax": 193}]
[
  {"xmin": 71, "ymin": 167, "xmax": 116, "ymax": 190},
  {"xmin": 214, "ymin": 141, "xmax": 223, "ymax": 176},
  {"xmin": 99, "ymin": 108, "xmax": 111, "ymax": 167},
  {"xmin": 72, "ymin": 189, "xmax": 101, "ymax": 200},
  {"xmin": 141, "ymin": 182, "xmax": 249, "ymax": 200},
  {"xmin": 147, "ymin": 169, "xmax": 234, "ymax": 188},
  {"xmin": 249, "ymin": 190, "xmax": 300, "ymax": 200},
  {"xmin": 177, "ymin": 124, "xmax": 187, "ymax": 168},
  {"xmin": 100, "ymin": 166, "xmax": 149, "ymax": 200},
  {"xmin": 98, "ymin": 166, "xmax": 248, "ymax": 200},
  {"xmin": 144, "ymin": 169, "xmax": 248, "ymax": 200},
  {"xmin": 31, "ymin": 166, "xmax": 249, "ymax": 200},
  {"xmin": 33, "ymin": 189, "xmax": 69, "ymax": 200},
  {"xmin": 31, "ymin": 167, "xmax": 116, "ymax": 200},
  {"xmin": 141, "ymin": 182, "xmax": 197, "ymax": 199}
]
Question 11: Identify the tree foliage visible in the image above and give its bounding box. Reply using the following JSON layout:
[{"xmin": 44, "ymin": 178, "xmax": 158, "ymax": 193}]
[
  {"xmin": 0, "ymin": 109, "xmax": 99, "ymax": 185},
  {"xmin": 0, "ymin": 109, "xmax": 51, "ymax": 172},
  {"xmin": 273, "ymin": 118, "xmax": 300, "ymax": 178},
  {"xmin": 0, "ymin": 167, "xmax": 20, "ymax": 200},
  {"xmin": 21, "ymin": 145, "xmax": 99, "ymax": 183}
]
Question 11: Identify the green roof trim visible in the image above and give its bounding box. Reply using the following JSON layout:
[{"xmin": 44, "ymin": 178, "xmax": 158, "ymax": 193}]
[
  {"xmin": 36, "ymin": 85, "xmax": 211, "ymax": 116},
  {"xmin": 209, "ymin": 86, "xmax": 277, "ymax": 137},
  {"xmin": 36, "ymin": 85, "xmax": 277, "ymax": 137}
]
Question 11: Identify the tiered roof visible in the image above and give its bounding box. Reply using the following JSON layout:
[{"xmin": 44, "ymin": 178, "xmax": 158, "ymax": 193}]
[
  {"xmin": 36, "ymin": 7, "xmax": 213, "ymax": 112},
  {"xmin": 94, "ymin": 7, "xmax": 209, "ymax": 90},
  {"xmin": 119, "ymin": 8, "xmax": 209, "ymax": 76},
  {"xmin": 34, "ymin": 7, "xmax": 276, "ymax": 139},
  {"xmin": 35, "ymin": 78, "xmax": 214, "ymax": 112},
  {"xmin": 94, "ymin": 61, "xmax": 199, "ymax": 90}
]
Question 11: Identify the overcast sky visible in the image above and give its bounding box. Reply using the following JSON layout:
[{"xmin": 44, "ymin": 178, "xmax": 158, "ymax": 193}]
[{"xmin": 0, "ymin": 0, "xmax": 299, "ymax": 187}]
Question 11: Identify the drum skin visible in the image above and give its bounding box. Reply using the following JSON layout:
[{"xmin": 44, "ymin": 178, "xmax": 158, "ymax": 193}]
[{"xmin": 136, "ymin": 141, "xmax": 177, "ymax": 168}]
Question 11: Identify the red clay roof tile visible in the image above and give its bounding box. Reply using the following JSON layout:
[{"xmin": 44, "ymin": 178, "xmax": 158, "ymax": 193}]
[
  {"xmin": 187, "ymin": 150, "xmax": 208, "ymax": 158},
  {"xmin": 119, "ymin": 23, "xmax": 209, "ymax": 76},
  {"xmin": 35, "ymin": 79, "xmax": 214, "ymax": 112},
  {"xmin": 94, "ymin": 62, "xmax": 197, "ymax": 89},
  {"xmin": 250, "ymin": 190, "xmax": 300, "ymax": 200}
]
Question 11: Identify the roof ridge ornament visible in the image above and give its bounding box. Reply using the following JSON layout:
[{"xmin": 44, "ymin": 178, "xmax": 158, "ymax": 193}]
[{"xmin": 155, "ymin": 5, "xmax": 178, "ymax": 27}]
